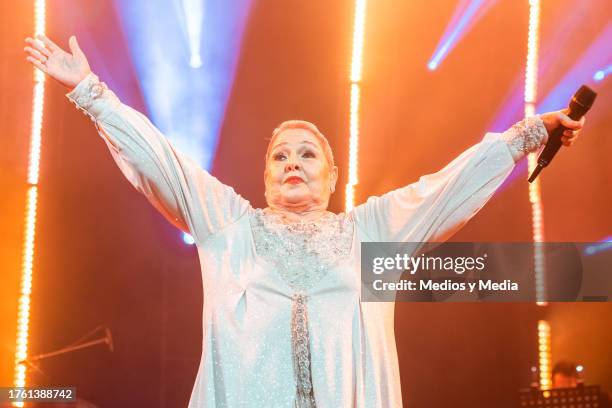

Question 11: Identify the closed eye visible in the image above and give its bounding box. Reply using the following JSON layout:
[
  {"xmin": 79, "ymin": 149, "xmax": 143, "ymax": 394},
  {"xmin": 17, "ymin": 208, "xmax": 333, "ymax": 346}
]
[{"xmin": 302, "ymin": 150, "xmax": 316, "ymax": 158}]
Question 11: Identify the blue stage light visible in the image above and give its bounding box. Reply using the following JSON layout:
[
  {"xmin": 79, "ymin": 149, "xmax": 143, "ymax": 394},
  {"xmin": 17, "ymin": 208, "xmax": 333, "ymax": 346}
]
[
  {"xmin": 183, "ymin": 232, "xmax": 195, "ymax": 245},
  {"xmin": 190, "ymin": 53, "xmax": 203, "ymax": 68},
  {"xmin": 427, "ymin": 0, "xmax": 495, "ymax": 70},
  {"xmin": 583, "ymin": 237, "xmax": 612, "ymax": 256},
  {"xmin": 593, "ymin": 64, "xmax": 611, "ymax": 82},
  {"xmin": 538, "ymin": 23, "xmax": 612, "ymax": 113},
  {"xmin": 113, "ymin": 0, "xmax": 253, "ymax": 169}
]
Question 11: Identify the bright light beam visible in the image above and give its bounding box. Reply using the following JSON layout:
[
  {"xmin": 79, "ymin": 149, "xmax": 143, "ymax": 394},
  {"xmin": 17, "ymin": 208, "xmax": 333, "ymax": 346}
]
[
  {"xmin": 182, "ymin": 232, "xmax": 195, "ymax": 245},
  {"xmin": 14, "ymin": 1, "xmax": 46, "ymax": 406},
  {"xmin": 488, "ymin": 2, "xmax": 587, "ymax": 133},
  {"xmin": 593, "ymin": 64, "xmax": 612, "ymax": 82},
  {"xmin": 523, "ymin": 0, "xmax": 546, "ymax": 305},
  {"xmin": 538, "ymin": 23, "xmax": 612, "ymax": 113},
  {"xmin": 345, "ymin": 0, "xmax": 367, "ymax": 212},
  {"xmin": 538, "ymin": 320, "xmax": 552, "ymax": 390},
  {"xmin": 114, "ymin": 0, "xmax": 253, "ymax": 169},
  {"xmin": 428, "ymin": 0, "xmax": 496, "ymax": 70},
  {"xmin": 178, "ymin": 0, "xmax": 204, "ymax": 68},
  {"xmin": 584, "ymin": 236, "xmax": 612, "ymax": 256}
]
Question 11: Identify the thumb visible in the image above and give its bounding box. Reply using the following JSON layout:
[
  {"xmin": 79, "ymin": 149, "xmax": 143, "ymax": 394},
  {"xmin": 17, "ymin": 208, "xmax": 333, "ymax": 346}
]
[{"xmin": 69, "ymin": 35, "xmax": 83, "ymax": 56}]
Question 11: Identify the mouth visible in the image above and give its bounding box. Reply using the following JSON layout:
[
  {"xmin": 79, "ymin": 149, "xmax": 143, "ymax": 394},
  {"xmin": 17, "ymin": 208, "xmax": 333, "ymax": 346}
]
[{"xmin": 284, "ymin": 176, "xmax": 304, "ymax": 185}]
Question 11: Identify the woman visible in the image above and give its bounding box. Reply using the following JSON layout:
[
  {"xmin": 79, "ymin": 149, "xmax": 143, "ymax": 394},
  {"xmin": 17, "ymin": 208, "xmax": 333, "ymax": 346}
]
[{"xmin": 25, "ymin": 35, "xmax": 584, "ymax": 407}]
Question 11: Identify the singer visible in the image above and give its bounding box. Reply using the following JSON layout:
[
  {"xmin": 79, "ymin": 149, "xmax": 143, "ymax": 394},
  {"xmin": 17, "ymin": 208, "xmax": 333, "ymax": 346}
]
[{"xmin": 24, "ymin": 34, "xmax": 585, "ymax": 407}]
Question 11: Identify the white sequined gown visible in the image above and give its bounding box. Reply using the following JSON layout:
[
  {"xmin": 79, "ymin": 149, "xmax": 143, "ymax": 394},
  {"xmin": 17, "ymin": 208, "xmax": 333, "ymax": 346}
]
[{"xmin": 67, "ymin": 73, "xmax": 547, "ymax": 408}]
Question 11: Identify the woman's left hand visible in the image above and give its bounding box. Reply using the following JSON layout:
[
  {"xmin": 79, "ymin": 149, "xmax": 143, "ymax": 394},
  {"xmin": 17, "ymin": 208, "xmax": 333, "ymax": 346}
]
[{"xmin": 539, "ymin": 109, "xmax": 586, "ymax": 147}]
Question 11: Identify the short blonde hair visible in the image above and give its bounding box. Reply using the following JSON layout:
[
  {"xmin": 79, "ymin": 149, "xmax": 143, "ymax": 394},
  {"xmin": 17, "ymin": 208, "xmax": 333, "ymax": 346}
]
[{"xmin": 265, "ymin": 120, "xmax": 335, "ymax": 168}]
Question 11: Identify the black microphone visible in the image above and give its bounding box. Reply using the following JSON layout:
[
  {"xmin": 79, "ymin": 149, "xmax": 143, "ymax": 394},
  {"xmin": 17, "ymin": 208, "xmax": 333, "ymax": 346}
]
[{"xmin": 528, "ymin": 85, "xmax": 597, "ymax": 183}]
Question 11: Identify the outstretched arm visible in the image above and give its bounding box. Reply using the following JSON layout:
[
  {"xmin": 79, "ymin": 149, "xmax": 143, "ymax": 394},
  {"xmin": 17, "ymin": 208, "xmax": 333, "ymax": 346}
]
[
  {"xmin": 353, "ymin": 114, "xmax": 585, "ymax": 244},
  {"xmin": 24, "ymin": 35, "xmax": 250, "ymax": 243}
]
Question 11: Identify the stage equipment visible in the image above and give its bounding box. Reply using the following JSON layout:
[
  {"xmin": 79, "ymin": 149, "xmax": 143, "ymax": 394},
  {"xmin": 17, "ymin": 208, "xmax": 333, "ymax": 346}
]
[
  {"xmin": 20, "ymin": 325, "xmax": 114, "ymax": 369},
  {"xmin": 519, "ymin": 384, "xmax": 608, "ymax": 408}
]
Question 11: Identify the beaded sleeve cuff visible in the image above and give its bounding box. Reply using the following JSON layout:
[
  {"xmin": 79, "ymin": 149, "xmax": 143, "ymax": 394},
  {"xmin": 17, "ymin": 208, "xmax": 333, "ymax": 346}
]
[
  {"xmin": 65, "ymin": 72, "xmax": 117, "ymax": 121},
  {"xmin": 502, "ymin": 115, "xmax": 549, "ymax": 162}
]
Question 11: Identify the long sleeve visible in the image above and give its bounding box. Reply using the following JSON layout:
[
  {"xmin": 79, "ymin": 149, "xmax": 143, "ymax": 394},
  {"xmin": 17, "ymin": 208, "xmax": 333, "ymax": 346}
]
[
  {"xmin": 353, "ymin": 117, "xmax": 548, "ymax": 243},
  {"xmin": 66, "ymin": 72, "xmax": 250, "ymax": 243}
]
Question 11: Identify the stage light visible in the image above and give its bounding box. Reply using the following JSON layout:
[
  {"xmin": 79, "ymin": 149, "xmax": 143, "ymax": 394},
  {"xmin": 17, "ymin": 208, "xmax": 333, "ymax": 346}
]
[
  {"xmin": 14, "ymin": 1, "xmax": 46, "ymax": 404},
  {"xmin": 538, "ymin": 23, "xmax": 612, "ymax": 113},
  {"xmin": 190, "ymin": 53, "xmax": 203, "ymax": 68},
  {"xmin": 576, "ymin": 365, "xmax": 584, "ymax": 373},
  {"xmin": 523, "ymin": 0, "xmax": 547, "ymax": 305},
  {"xmin": 489, "ymin": 1, "xmax": 589, "ymax": 136},
  {"xmin": 114, "ymin": 0, "xmax": 253, "ymax": 169},
  {"xmin": 180, "ymin": 0, "xmax": 204, "ymax": 69},
  {"xmin": 345, "ymin": 0, "xmax": 367, "ymax": 212},
  {"xmin": 182, "ymin": 232, "xmax": 195, "ymax": 245},
  {"xmin": 427, "ymin": 0, "xmax": 496, "ymax": 71},
  {"xmin": 583, "ymin": 236, "xmax": 612, "ymax": 256},
  {"xmin": 593, "ymin": 64, "xmax": 612, "ymax": 82},
  {"xmin": 537, "ymin": 320, "xmax": 552, "ymax": 390}
]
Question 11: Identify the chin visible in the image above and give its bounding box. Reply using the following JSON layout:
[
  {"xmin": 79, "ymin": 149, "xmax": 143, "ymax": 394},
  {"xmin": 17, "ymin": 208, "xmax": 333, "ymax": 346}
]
[{"xmin": 281, "ymin": 194, "xmax": 310, "ymax": 205}]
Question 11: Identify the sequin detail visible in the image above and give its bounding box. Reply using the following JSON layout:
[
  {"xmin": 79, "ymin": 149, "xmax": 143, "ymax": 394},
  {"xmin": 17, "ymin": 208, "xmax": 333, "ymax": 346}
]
[
  {"xmin": 250, "ymin": 209, "xmax": 353, "ymax": 291},
  {"xmin": 291, "ymin": 293, "xmax": 316, "ymax": 408},
  {"xmin": 72, "ymin": 73, "xmax": 108, "ymax": 110},
  {"xmin": 502, "ymin": 115, "xmax": 548, "ymax": 156},
  {"xmin": 250, "ymin": 209, "xmax": 353, "ymax": 408}
]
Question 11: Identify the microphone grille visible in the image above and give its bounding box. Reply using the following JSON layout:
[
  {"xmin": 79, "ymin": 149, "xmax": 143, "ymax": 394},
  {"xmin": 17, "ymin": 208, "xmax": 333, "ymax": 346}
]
[{"xmin": 574, "ymin": 85, "xmax": 597, "ymax": 109}]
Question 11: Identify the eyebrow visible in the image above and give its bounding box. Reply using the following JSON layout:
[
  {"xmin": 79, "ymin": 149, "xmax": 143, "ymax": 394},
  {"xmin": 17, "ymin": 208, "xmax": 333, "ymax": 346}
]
[{"xmin": 271, "ymin": 140, "xmax": 320, "ymax": 151}]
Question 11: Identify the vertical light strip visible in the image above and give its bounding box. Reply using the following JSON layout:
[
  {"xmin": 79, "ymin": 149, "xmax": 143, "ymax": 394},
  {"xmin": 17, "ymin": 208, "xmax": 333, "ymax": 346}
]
[
  {"xmin": 524, "ymin": 0, "xmax": 546, "ymax": 304},
  {"xmin": 537, "ymin": 320, "xmax": 552, "ymax": 390},
  {"xmin": 345, "ymin": 0, "xmax": 366, "ymax": 212},
  {"xmin": 526, "ymin": 0, "xmax": 551, "ymax": 392},
  {"xmin": 14, "ymin": 1, "xmax": 46, "ymax": 405}
]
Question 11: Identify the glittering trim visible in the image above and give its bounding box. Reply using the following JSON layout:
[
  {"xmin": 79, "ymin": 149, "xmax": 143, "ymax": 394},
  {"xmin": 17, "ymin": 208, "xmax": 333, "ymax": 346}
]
[
  {"xmin": 291, "ymin": 293, "xmax": 317, "ymax": 408},
  {"xmin": 249, "ymin": 209, "xmax": 352, "ymax": 407},
  {"xmin": 502, "ymin": 115, "xmax": 548, "ymax": 157},
  {"xmin": 249, "ymin": 209, "xmax": 353, "ymax": 291},
  {"xmin": 70, "ymin": 73, "xmax": 108, "ymax": 110}
]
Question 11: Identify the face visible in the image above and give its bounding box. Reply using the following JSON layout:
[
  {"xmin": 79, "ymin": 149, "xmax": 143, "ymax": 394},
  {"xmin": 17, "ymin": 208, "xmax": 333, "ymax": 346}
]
[{"xmin": 265, "ymin": 128, "xmax": 338, "ymax": 210}]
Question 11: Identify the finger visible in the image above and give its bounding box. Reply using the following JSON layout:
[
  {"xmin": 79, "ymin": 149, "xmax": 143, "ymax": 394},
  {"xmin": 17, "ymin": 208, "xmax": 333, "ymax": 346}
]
[
  {"xmin": 558, "ymin": 111, "xmax": 581, "ymax": 130},
  {"xmin": 26, "ymin": 56, "xmax": 47, "ymax": 73},
  {"xmin": 25, "ymin": 37, "xmax": 52, "ymax": 57},
  {"xmin": 561, "ymin": 137, "xmax": 576, "ymax": 146},
  {"xmin": 562, "ymin": 128, "xmax": 581, "ymax": 137},
  {"xmin": 36, "ymin": 34, "xmax": 60, "ymax": 52},
  {"xmin": 68, "ymin": 35, "xmax": 83, "ymax": 56},
  {"xmin": 24, "ymin": 46, "xmax": 47, "ymax": 62},
  {"xmin": 562, "ymin": 133, "xmax": 578, "ymax": 142}
]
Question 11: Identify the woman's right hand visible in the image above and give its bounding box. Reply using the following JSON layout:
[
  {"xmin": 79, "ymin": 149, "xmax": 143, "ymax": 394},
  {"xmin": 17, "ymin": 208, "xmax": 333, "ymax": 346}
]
[{"xmin": 24, "ymin": 34, "xmax": 91, "ymax": 89}]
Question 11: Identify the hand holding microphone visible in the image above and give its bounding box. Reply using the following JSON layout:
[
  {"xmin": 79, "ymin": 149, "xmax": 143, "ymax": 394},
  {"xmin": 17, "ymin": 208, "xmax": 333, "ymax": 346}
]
[
  {"xmin": 539, "ymin": 110, "xmax": 585, "ymax": 148},
  {"xmin": 529, "ymin": 85, "xmax": 597, "ymax": 182}
]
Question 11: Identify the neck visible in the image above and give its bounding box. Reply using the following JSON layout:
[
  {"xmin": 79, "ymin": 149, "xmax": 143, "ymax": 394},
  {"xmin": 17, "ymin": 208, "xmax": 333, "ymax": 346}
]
[{"xmin": 265, "ymin": 204, "xmax": 330, "ymax": 222}]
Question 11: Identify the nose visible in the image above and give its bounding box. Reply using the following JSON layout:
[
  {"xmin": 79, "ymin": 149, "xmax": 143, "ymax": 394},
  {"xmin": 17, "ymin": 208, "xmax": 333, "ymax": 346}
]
[{"xmin": 284, "ymin": 160, "xmax": 300, "ymax": 173}]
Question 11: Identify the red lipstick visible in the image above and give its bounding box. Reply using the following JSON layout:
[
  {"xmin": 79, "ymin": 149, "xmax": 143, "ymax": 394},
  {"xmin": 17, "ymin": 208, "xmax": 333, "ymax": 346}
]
[{"xmin": 284, "ymin": 176, "xmax": 304, "ymax": 184}]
